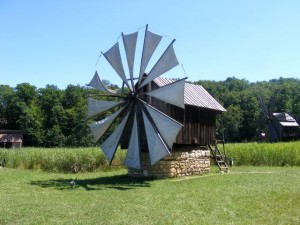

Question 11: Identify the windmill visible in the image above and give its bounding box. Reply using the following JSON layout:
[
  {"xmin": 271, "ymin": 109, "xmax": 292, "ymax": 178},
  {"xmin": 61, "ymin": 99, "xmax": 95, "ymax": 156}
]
[
  {"xmin": 87, "ymin": 25, "xmax": 186, "ymax": 169},
  {"xmin": 258, "ymin": 96, "xmax": 279, "ymax": 142}
]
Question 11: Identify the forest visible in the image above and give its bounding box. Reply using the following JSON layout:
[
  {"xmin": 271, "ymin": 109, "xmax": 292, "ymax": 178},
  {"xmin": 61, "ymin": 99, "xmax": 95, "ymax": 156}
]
[{"xmin": 0, "ymin": 77, "xmax": 300, "ymax": 147}]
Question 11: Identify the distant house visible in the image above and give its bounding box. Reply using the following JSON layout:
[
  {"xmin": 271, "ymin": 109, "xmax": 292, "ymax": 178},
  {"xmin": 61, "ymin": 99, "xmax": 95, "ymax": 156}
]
[
  {"xmin": 0, "ymin": 130, "xmax": 23, "ymax": 148},
  {"xmin": 272, "ymin": 112, "xmax": 299, "ymax": 141},
  {"xmin": 151, "ymin": 77, "xmax": 226, "ymax": 147}
]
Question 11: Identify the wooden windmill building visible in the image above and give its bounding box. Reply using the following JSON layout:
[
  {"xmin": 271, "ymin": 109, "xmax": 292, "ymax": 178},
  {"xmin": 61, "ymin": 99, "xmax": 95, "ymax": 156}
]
[
  {"xmin": 87, "ymin": 26, "xmax": 227, "ymax": 177},
  {"xmin": 129, "ymin": 77, "xmax": 226, "ymax": 177},
  {"xmin": 151, "ymin": 77, "xmax": 226, "ymax": 146}
]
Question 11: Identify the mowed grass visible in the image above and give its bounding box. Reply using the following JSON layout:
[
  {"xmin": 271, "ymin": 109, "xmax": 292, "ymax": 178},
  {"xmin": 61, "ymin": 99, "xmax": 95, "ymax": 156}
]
[{"xmin": 1, "ymin": 166, "xmax": 300, "ymax": 225}]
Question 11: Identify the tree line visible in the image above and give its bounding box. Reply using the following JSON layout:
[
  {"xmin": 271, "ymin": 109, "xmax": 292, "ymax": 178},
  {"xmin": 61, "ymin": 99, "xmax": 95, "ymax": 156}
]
[
  {"xmin": 1, "ymin": 77, "xmax": 300, "ymax": 146},
  {"xmin": 0, "ymin": 84, "xmax": 94, "ymax": 147},
  {"xmin": 196, "ymin": 77, "xmax": 300, "ymax": 142}
]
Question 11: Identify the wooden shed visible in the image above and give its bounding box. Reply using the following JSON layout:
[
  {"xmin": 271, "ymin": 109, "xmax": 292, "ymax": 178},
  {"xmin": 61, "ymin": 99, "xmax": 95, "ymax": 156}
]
[
  {"xmin": 0, "ymin": 130, "xmax": 23, "ymax": 148},
  {"xmin": 128, "ymin": 77, "xmax": 226, "ymax": 177},
  {"xmin": 150, "ymin": 77, "xmax": 226, "ymax": 147},
  {"xmin": 272, "ymin": 112, "xmax": 299, "ymax": 141}
]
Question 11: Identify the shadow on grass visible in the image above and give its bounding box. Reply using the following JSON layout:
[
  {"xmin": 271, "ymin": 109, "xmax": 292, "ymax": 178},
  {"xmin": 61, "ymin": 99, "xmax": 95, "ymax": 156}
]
[{"xmin": 30, "ymin": 174, "xmax": 152, "ymax": 191}]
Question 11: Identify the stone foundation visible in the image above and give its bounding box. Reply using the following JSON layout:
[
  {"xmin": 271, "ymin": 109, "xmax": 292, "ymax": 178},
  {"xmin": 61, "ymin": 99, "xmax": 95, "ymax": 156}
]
[{"xmin": 128, "ymin": 148, "xmax": 210, "ymax": 178}]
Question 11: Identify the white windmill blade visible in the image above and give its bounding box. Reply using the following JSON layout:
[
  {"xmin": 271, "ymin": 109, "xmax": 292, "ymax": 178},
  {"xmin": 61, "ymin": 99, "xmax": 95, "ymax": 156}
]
[
  {"xmin": 139, "ymin": 40, "xmax": 179, "ymax": 89},
  {"xmin": 88, "ymin": 27, "xmax": 185, "ymax": 171},
  {"xmin": 138, "ymin": 25, "xmax": 162, "ymax": 86},
  {"xmin": 124, "ymin": 111, "xmax": 141, "ymax": 169},
  {"xmin": 102, "ymin": 42, "xmax": 131, "ymax": 90},
  {"xmin": 87, "ymin": 98, "xmax": 125, "ymax": 119},
  {"xmin": 87, "ymin": 71, "xmax": 116, "ymax": 94},
  {"xmin": 142, "ymin": 110, "xmax": 170, "ymax": 166},
  {"xmin": 146, "ymin": 78, "xmax": 186, "ymax": 108},
  {"xmin": 143, "ymin": 103, "xmax": 183, "ymax": 149},
  {"xmin": 100, "ymin": 111, "xmax": 130, "ymax": 163},
  {"xmin": 89, "ymin": 106, "xmax": 125, "ymax": 141},
  {"xmin": 122, "ymin": 32, "xmax": 138, "ymax": 89}
]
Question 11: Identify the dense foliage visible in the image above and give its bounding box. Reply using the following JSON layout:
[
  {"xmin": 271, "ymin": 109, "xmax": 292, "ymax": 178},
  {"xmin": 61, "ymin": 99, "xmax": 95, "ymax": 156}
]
[
  {"xmin": 1, "ymin": 77, "xmax": 300, "ymax": 146},
  {"xmin": 0, "ymin": 84, "xmax": 98, "ymax": 147},
  {"xmin": 197, "ymin": 77, "xmax": 300, "ymax": 142}
]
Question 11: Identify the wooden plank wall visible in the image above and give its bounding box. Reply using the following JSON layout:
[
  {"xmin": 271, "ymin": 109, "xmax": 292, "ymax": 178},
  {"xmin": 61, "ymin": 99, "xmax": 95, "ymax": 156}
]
[
  {"xmin": 175, "ymin": 105, "xmax": 217, "ymax": 146},
  {"xmin": 150, "ymin": 99, "xmax": 218, "ymax": 146}
]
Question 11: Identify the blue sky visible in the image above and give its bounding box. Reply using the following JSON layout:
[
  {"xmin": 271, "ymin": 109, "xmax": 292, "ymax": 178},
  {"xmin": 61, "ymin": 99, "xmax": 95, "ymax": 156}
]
[{"xmin": 1, "ymin": 0, "xmax": 300, "ymax": 89}]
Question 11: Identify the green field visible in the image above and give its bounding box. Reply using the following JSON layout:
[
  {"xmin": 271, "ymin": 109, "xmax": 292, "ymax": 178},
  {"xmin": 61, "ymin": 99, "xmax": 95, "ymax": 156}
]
[{"xmin": 1, "ymin": 166, "xmax": 300, "ymax": 225}]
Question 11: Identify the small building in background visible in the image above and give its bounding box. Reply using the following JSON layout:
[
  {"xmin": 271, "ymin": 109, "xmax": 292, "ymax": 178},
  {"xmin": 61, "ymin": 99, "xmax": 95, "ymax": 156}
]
[
  {"xmin": 0, "ymin": 130, "xmax": 23, "ymax": 148},
  {"xmin": 0, "ymin": 118, "xmax": 23, "ymax": 148},
  {"xmin": 272, "ymin": 112, "xmax": 299, "ymax": 141}
]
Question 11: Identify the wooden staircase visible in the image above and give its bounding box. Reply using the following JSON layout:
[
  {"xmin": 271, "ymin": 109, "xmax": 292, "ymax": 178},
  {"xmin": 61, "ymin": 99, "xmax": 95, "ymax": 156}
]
[{"xmin": 208, "ymin": 140, "xmax": 230, "ymax": 173}]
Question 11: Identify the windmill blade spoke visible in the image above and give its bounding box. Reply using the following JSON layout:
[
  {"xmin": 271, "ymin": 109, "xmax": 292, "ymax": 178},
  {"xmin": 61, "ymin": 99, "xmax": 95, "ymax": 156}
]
[
  {"xmin": 101, "ymin": 111, "xmax": 130, "ymax": 163},
  {"xmin": 89, "ymin": 106, "xmax": 125, "ymax": 142},
  {"xmin": 87, "ymin": 98, "xmax": 125, "ymax": 119},
  {"xmin": 140, "ymin": 40, "xmax": 179, "ymax": 89},
  {"xmin": 143, "ymin": 103, "xmax": 183, "ymax": 149},
  {"xmin": 146, "ymin": 78, "xmax": 186, "ymax": 108},
  {"xmin": 138, "ymin": 27, "xmax": 162, "ymax": 86},
  {"xmin": 122, "ymin": 32, "xmax": 138, "ymax": 89},
  {"xmin": 268, "ymin": 122, "xmax": 279, "ymax": 142},
  {"xmin": 103, "ymin": 43, "xmax": 131, "ymax": 90},
  {"xmin": 87, "ymin": 71, "xmax": 116, "ymax": 94},
  {"xmin": 142, "ymin": 111, "xmax": 170, "ymax": 166},
  {"xmin": 124, "ymin": 111, "xmax": 141, "ymax": 169}
]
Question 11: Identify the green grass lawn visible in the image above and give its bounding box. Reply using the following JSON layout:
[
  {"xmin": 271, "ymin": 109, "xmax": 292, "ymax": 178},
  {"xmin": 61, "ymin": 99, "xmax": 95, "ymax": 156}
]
[{"xmin": 1, "ymin": 166, "xmax": 300, "ymax": 225}]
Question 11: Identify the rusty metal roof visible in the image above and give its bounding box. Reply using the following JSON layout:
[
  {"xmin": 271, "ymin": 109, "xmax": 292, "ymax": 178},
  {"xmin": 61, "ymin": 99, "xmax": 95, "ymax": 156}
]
[{"xmin": 153, "ymin": 77, "xmax": 226, "ymax": 112}]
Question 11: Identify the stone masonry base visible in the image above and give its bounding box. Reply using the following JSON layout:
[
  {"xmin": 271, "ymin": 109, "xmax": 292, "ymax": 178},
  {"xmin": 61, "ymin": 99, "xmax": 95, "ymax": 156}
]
[{"xmin": 128, "ymin": 148, "xmax": 210, "ymax": 178}]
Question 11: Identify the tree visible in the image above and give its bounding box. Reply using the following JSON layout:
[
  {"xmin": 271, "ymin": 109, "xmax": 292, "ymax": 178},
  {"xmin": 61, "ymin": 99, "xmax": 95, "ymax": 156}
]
[
  {"xmin": 39, "ymin": 85, "xmax": 65, "ymax": 147},
  {"xmin": 239, "ymin": 91, "xmax": 261, "ymax": 141},
  {"xmin": 62, "ymin": 85, "xmax": 93, "ymax": 147},
  {"xmin": 16, "ymin": 102, "xmax": 44, "ymax": 146},
  {"xmin": 220, "ymin": 104, "xmax": 243, "ymax": 142},
  {"xmin": 14, "ymin": 83, "xmax": 44, "ymax": 146},
  {"xmin": 0, "ymin": 85, "xmax": 15, "ymax": 128}
]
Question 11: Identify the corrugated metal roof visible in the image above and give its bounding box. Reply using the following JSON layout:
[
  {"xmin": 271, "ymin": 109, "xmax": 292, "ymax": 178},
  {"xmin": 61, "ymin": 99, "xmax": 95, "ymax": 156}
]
[
  {"xmin": 279, "ymin": 121, "xmax": 299, "ymax": 127},
  {"xmin": 153, "ymin": 77, "xmax": 226, "ymax": 112},
  {"xmin": 273, "ymin": 113, "xmax": 299, "ymax": 127},
  {"xmin": 273, "ymin": 112, "xmax": 297, "ymax": 122}
]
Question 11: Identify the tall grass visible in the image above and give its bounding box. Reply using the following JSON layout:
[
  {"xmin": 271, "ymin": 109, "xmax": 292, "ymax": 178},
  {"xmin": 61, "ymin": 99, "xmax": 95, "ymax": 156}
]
[
  {"xmin": 1, "ymin": 141, "xmax": 299, "ymax": 173},
  {"xmin": 0, "ymin": 147, "xmax": 126, "ymax": 173},
  {"xmin": 226, "ymin": 141, "xmax": 300, "ymax": 166}
]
